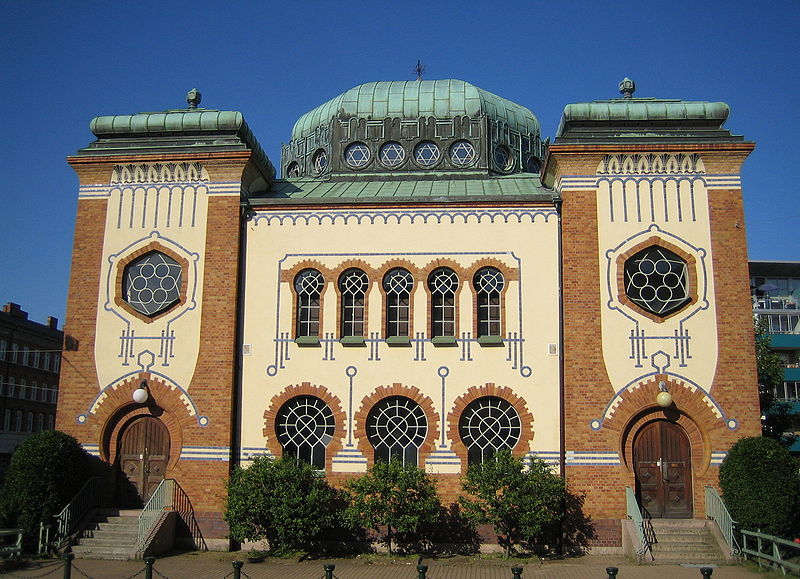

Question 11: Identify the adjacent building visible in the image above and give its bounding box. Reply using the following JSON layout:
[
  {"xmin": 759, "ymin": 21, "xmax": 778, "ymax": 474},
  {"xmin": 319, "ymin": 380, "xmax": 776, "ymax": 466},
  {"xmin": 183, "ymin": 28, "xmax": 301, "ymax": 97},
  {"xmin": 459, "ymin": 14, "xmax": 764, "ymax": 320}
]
[
  {"xmin": 56, "ymin": 79, "xmax": 761, "ymax": 550},
  {"xmin": 0, "ymin": 302, "xmax": 62, "ymax": 479}
]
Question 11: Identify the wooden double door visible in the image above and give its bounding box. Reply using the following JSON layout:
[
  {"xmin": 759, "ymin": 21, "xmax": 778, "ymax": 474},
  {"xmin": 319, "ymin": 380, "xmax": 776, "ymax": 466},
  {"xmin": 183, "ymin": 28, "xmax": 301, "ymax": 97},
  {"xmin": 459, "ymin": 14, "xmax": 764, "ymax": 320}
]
[
  {"xmin": 633, "ymin": 420, "xmax": 693, "ymax": 518},
  {"xmin": 117, "ymin": 416, "xmax": 170, "ymax": 507}
]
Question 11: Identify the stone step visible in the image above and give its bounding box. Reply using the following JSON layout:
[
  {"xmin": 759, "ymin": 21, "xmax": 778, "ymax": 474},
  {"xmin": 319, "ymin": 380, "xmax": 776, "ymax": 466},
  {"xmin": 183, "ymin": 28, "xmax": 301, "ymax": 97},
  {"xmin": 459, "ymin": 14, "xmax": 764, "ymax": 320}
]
[
  {"xmin": 79, "ymin": 536, "xmax": 138, "ymax": 547},
  {"xmin": 71, "ymin": 509, "xmax": 143, "ymax": 560},
  {"xmin": 71, "ymin": 545, "xmax": 136, "ymax": 560}
]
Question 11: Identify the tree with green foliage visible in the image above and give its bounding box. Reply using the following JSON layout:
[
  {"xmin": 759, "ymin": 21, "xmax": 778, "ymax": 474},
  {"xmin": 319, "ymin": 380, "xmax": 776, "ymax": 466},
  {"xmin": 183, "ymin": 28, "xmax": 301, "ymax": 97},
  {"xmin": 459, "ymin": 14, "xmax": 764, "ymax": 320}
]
[
  {"xmin": 0, "ymin": 430, "xmax": 91, "ymax": 545},
  {"xmin": 225, "ymin": 456, "xmax": 338, "ymax": 554},
  {"xmin": 343, "ymin": 459, "xmax": 441, "ymax": 555},
  {"xmin": 719, "ymin": 436, "xmax": 800, "ymax": 537},
  {"xmin": 460, "ymin": 450, "xmax": 566, "ymax": 556},
  {"xmin": 755, "ymin": 317, "xmax": 796, "ymax": 446}
]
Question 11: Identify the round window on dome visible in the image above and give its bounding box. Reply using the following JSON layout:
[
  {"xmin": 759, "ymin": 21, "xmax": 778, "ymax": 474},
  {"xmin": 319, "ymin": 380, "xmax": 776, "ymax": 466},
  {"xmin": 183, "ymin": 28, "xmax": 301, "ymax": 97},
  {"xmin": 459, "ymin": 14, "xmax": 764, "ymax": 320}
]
[
  {"xmin": 493, "ymin": 145, "xmax": 514, "ymax": 172},
  {"xmin": 379, "ymin": 142, "xmax": 406, "ymax": 168},
  {"xmin": 344, "ymin": 143, "xmax": 371, "ymax": 168},
  {"xmin": 449, "ymin": 140, "xmax": 476, "ymax": 167},
  {"xmin": 312, "ymin": 149, "xmax": 328, "ymax": 174},
  {"xmin": 286, "ymin": 162, "xmax": 300, "ymax": 177},
  {"xmin": 414, "ymin": 141, "xmax": 441, "ymax": 168},
  {"xmin": 524, "ymin": 156, "xmax": 541, "ymax": 173}
]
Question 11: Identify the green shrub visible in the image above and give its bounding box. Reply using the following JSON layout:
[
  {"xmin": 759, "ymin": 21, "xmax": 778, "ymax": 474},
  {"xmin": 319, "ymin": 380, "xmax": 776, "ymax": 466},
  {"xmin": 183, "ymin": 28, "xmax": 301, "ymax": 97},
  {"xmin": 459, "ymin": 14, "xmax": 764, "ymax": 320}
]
[
  {"xmin": 719, "ymin": 436, "xmax": 800, "ymax": 537},
  {"xmin": 225, "ymin": 456, "xmax": 338, "ymax": 554},
  {"xmin": 344, "ymin": 459, "xmax": 441, "ymax": 555},
  {"xmin": 0, "ymin": 430, "xmax": 91, "ymax": 543},
  {"xmin": 460, "ymin": 450, "xmax": 566, "ymax": 556}
]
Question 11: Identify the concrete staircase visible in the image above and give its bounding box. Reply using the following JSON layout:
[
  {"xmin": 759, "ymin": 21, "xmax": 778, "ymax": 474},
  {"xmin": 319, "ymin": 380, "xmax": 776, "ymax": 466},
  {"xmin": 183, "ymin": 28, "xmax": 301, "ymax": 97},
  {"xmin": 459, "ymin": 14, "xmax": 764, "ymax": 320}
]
[
  {"xmin": 647, "ymin": 519, "xmax": 727, "ymax": 565},
  {"xmin": 70, "ymin": 508, "xmax": 141, "ymax": 560}
]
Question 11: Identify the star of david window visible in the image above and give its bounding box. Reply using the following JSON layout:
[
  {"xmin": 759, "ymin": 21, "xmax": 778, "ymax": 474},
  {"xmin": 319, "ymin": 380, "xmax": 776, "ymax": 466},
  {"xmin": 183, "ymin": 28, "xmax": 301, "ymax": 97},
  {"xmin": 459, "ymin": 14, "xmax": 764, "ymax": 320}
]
[
  {"xmin": 414, "ymin": 141, "xmax": 441, "ymax": 167},
  {"xmin": 383, "ymin": 268, "xmax": 413, "ymax": 338},
  {"xmin": 493, "ymin": 145, "xmax": 513, "ymax": 172},
  {"xmin": 312, "ymin": 149, "xmax": 328, "ymax": 174},
  {"xmin": 624, "ymin": 246, "xmax": 690, "ymax": 316},
  {"xmin": 524, "ymin": 156, "xmax": 540, "ymax": 173},
  {"xmin": 367, "ymin": 396, "xmax": 427, "ymax": 466},
  {"xmin": 450, "ymin": 140, "xmax": 476, "ymax": 167},
  {"xmin": 459, "ymin": 396, "xmax": 521, "ymax": 466},
  {"xmin": 428, "ymin": 268, "xmax": 458, "ymax": 338},
  {"xmin": 474, "ymin": 267, "xmax": 504, "ymax": 337},
  {"xmin": 344, "ymin": 143, "xmax": 371, "ymax": 168},
  {"xmin": 276, "ymin": 395, "xmax": 334, "ymax": 470},
  {"xmin": 286, "ymin": 162, "xmax": 300, "ymax": 177},
  {"xmin": 294, "ymin": 269, "xmax": 324, "ymax": 337},
  {"xmin": 122, "ymin": 251, "xmax": 183, "ymax": 317},
  {"xmin": 379, "ymin": 142, "xmax": 406, "ymax": 168},
  {"xmin": 339, "ymin": 269, "xmax": 368, "ymax": 338}
]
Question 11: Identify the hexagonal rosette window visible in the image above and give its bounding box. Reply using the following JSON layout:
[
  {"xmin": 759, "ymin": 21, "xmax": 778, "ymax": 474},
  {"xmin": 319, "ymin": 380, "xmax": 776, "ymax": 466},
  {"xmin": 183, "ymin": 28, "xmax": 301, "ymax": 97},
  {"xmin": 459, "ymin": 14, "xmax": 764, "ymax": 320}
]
[
  {"xmin": 123, "ymin": 251, "xmax": 183, "ymax": 317},
  {"xmin": 624, "ymin": 246, "xmax": 690, "ymax": 317}
]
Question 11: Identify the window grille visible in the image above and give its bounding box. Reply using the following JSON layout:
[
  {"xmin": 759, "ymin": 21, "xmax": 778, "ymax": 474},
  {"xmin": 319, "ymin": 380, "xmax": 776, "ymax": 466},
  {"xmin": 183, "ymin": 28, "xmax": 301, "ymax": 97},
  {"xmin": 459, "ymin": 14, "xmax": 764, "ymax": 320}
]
[
  {"xmin": 367, "ymin": 396, "xmax": 427, "ymax": 466},
  {"xmin": 379, "ymin": 142, "xmax": 406, "ymax": 168},
  {"xmin": 624, "ymin": 246, "xmax": 689, "ymax": 316},
  {"xmin": 383, "ymin": 268, "xmax": 413, "ymax": 338},
  {"xmin": 123, "ymin": 251, "xmax": 183, "ymax": 317},
  {"xmin": 474, "ymin": 267, "xmax": 504, "ymax": 337},
  {"xmin": 294, "ymin": 269, "xmax": 324, "ymax": 337},
  {"xmin": 344, "ymin": 143, "xmax": 371, "ymax": 168},
  {"xmin": 428, "ymin": 268, "xmax": 458, "ymax": 338},
  {"xmin": 449, "ymin": 140, "xmax": 476, "ymax": 167},
  {"xmin": 339, "ymin": 269, "xmax": 368, "ymax": 338},
  {"xmin": 414, "ymin": 141, "xmax": 440, "ymax": 167},
  {"xmin": 459, "ymin": 396, "xmax": 521, "ymax": 466},
  {"xmin": 276, "ymin": 395, "xmax": 334, "ymax": 470}
]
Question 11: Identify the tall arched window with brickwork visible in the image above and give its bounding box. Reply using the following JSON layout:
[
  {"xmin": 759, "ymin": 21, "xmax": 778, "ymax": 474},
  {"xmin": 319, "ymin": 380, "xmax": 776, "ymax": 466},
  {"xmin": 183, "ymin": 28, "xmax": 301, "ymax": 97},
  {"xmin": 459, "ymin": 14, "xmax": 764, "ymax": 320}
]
[
  {"xmin": 276, "ymin": 395, "xmax": 335, "ymax": 470},
  {"xmin": 473, "ymin": 267, "xmax": 504, "ymax": 339},
  {"xmin": 428, "ymin": 267, "xmax": 458, "ymax": 339},
  {"xmin": 383, "ymin": 268, "xmax": 413, "ymax": 339},
  {"xmin": 366, "ymin": 396, "xmax": 427, "ymax": 466},
  {"xmin": 459, "ymin": 396, "xmax": 521, "ymax": 465},
  {"xmin": 339, "ymin": 269, "xmax": 368, "ymax": 338},
  {"xmin": 294, "ymin": 269, "xmax": 324, "ymax": 338}
]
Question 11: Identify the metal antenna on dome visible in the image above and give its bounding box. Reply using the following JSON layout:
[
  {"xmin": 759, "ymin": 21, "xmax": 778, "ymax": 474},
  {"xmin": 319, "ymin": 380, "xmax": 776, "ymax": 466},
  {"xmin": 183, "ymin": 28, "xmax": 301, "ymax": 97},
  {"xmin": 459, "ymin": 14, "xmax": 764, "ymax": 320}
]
[{"xmin": 413, "ymin": 60, "xmax": 426, "ymax": 81}]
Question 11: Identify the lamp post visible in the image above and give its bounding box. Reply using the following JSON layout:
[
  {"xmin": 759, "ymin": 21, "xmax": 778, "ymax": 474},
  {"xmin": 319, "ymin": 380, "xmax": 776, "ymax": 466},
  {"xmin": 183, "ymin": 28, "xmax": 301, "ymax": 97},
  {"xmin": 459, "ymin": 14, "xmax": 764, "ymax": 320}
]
[{"xmin": 656, "ymin": 381, "xmax": 673, "ymax": 408}]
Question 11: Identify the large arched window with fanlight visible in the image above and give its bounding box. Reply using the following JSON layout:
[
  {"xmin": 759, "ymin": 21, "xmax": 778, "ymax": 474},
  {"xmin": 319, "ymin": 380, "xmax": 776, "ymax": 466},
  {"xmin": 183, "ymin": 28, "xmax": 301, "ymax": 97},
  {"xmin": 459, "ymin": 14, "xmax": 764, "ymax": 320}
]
[
  {"xmin": 276, "ymin": 395, "xmax": 334, "ymax": 470},
  {"xmin": 459, "ymin": 396, "xmax": 521, "ymax": 466},
  {"xmin": 366, "ymin": 396, "xmax": 427, "ymax": 466}
]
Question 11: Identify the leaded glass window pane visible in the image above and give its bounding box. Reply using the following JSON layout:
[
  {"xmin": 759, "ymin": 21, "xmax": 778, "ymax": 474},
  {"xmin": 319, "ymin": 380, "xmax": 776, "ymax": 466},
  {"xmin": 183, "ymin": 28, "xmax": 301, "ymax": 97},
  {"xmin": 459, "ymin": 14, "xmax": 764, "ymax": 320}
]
[
  {"xmin": 383, "ymin": 268, "xmax": 413, "ymax": 338},
  {"xmin": 428, "ymin": 268, "xmax": 458, "ymax": 338},
  {"xmin": 312, "ymin": 149, "xmax": 328, "ymax": 174},
  {"xmin": 624, "ymin": 246, "xmax": 689, "ymax": 316},
  {"xmin": 123, "ymin": 251, "xmax": 183, "ymax": 317},
  {"xmin": 339, "ymin": 269, "xmax": 368, "ymax": 337},
  {"xmin": 344, "ymin": 143, "xmax": 371, "ymax": 168},
  {"xmin": 294, "ymin": 269, "xmax": 324, "ymax": 337},
  {"xmin": 459, "ymin": 397, "xmax": 521, "ymax": 466},
  {"xmin": 414, "ymin": 141, "xmax": 441, "ymax": 167},
  {"xmin": 474, "ymin": 267, "xmax": 504, "ymax": 337},
  {"xmin": 449, "ymin": 140, "xmax": 476, "ymax": 167},
  {"xmin": 493, "ymin": 146, "xmax": 513, "ymax": 171},
  {"xmin": 367, "ymin": 396, "xmax": 427, "ymax": 466},
  {"xmin": 276, "ymin": 395, "xmax": 334, "ymax": 470},
  {"xmin": 379, "ymin": 142, "xmax": 406, "ymax": 168}
]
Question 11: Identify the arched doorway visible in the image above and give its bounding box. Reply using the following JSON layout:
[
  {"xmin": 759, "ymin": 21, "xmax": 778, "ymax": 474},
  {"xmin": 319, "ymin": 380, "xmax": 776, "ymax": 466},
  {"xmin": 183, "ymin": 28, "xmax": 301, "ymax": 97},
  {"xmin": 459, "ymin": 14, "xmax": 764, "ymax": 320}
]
[
  {"xmin": 633, "ymin": 419, "xmax": 692, "ymax": 518},
  {"xmin": 116, "ymin": 416, "xmax": 170, "ymax": 507}
]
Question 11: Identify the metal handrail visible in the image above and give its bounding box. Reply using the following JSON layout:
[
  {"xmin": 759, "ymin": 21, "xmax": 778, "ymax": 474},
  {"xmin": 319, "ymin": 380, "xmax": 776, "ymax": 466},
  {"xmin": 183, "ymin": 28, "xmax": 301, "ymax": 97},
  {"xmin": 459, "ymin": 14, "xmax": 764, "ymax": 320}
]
[
  {"xmin": 704, "ymin": 486, "xmax": 740, "ymax": 557},
  {"xmin": 137, "ymin": 478, "xmax": 174, "ymax": 549},
  {"xmin": 741, "ymin": 528, "xmax": 800, "ymax": 574},
  {"xmin": 625, "ymin": 486, "xmax": 651, "ymax": 558},
  {"xmin": 52, "ymin": 476, "xmax": 103, "ymax": 545}
]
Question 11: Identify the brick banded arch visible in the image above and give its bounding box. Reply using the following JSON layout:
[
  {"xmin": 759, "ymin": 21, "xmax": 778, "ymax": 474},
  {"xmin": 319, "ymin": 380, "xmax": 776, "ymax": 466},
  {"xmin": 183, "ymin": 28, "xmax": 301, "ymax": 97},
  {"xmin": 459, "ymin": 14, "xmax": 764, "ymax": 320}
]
[
  {"xmin": 353, "ymin": 384, "xmax": 439, "ymax": 469},
  {"xmin": 263, "ymin": 382, "xmax": 346, "ymax": 473},
  {"xmin": 447, "ymin": 383, "xmax": 534, "ymax": 473},
  {"xmin": 98, "ymin": 373, "xmax": 196, "ymax": 470}
]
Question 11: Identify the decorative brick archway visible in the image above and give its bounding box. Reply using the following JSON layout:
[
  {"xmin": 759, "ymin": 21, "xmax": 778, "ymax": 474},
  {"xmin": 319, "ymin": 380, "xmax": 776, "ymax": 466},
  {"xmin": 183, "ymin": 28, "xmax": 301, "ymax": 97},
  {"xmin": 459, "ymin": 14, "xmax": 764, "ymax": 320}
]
[{"xmin": 447, "ymin": 383, "xmax": 534, "ymax": 473}]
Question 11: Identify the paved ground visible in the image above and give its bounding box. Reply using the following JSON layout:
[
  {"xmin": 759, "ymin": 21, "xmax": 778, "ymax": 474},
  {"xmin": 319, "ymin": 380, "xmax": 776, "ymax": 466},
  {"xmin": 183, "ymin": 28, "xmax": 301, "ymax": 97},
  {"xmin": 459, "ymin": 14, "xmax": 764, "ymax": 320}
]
[{"xmin": 3, "ymin": 553, "xmax": 776, "ymax": 579}]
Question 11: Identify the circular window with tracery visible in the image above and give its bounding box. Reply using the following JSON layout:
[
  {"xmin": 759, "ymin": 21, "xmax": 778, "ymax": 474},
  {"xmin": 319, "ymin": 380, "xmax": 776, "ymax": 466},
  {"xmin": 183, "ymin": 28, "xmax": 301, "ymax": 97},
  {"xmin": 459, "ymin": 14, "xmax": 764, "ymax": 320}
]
[
  {"xmin": 379, "ymin": 142, "xmax": 406, "ymax": 168},
  {"xmin": 123, "ymin": 251, "xmax": 183, "ymax": 317},
  {"xmin": 276, "ymin": 395, "xmax": 334, "ymax": 470},
  {"xmin": 449, "ymin": 140, "xmax": 476, "ymax": 167},
  {"xmin": 344, "ymin": 143, "xmax": 371, "ymax": 168},
  {"xmin": 312, "ymin": 149, "xmax": 329, "ymax": 174},
  {"xmin": 413, "ymin": 141, "xmax": 441, "ymax": 167},
  {"xmin": 459, "ymin": 396, "xmax": 521, "ymax": 465},
  {"xmin": 367, "ymin": 396, "xmax": 427, "ymax": 466},
  {"xmin": 493, "ymin": 145, "xmax": 513, "ymax": 172},
  {"xmin": 624, "ymin": 246, "xmax": 690, "ymax": 317}
]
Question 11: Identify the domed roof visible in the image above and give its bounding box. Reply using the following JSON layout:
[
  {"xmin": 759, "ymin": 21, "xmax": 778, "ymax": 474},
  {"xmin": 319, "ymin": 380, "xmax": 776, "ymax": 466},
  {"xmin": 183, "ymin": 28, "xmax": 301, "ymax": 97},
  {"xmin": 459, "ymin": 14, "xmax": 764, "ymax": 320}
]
[{"xmin": 291, "ymin": 79, "xmax": 540, "ymax": 141}]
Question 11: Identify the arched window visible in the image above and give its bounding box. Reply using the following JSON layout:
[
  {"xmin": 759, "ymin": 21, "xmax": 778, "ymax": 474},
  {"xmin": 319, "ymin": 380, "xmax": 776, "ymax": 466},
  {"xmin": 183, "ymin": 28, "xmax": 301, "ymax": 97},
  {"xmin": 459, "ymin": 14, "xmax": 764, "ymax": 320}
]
[
  {"xmin": 459, "ymin": 396, "xmax": 521, "ymax": 466},
  {"xmin": 276, "ymin": 395, "xmax": 335, "ymax": 470},
  {"xmin": 383, "ymin": 268, "xmax": 413, "ymax": 339},
  {"xmin": 367, "ymin": 396, "xmax": 427, "ymax": 466},
  {"xmin": 428, "ymin": 268, "xmax": 458, "ymax": 338},
  {"xmin": 339, "ymin": 269, "xmax": 369, "ymax": 338},
  {"xmin": 474, "ymin": 267, "xmax": 504, "ymax": 338},
  {"xmin": 294, "ymin": 269, "xmax": 324, "ymax": 338}
]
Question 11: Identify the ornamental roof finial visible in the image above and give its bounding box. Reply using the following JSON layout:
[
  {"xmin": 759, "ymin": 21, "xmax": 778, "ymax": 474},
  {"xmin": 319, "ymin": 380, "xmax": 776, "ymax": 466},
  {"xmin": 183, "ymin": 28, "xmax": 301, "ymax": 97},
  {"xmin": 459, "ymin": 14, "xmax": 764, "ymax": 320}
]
[
  {"xmin": 186, "ymin": 88, "xmax": 202, "ymax": 109},
  {"xmin": 619, "ymin": 77, "xmax": 635, "ymax": 99}
]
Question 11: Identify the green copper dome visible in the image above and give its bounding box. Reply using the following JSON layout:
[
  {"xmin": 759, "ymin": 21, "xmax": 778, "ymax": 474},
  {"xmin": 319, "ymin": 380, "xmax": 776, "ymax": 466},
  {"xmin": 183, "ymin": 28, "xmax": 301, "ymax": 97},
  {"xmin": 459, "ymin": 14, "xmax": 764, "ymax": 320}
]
[{"xmin": 292, "ymin": 79, "xmax": 540, "ymax": 140}]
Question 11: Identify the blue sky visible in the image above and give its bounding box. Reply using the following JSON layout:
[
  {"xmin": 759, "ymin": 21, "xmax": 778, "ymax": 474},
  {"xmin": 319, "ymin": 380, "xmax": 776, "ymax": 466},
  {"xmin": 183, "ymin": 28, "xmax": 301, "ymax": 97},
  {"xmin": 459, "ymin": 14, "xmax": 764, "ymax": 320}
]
[{"xmin": 1, "ymin": 1, "xmax": 798, "ymax": 325}]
